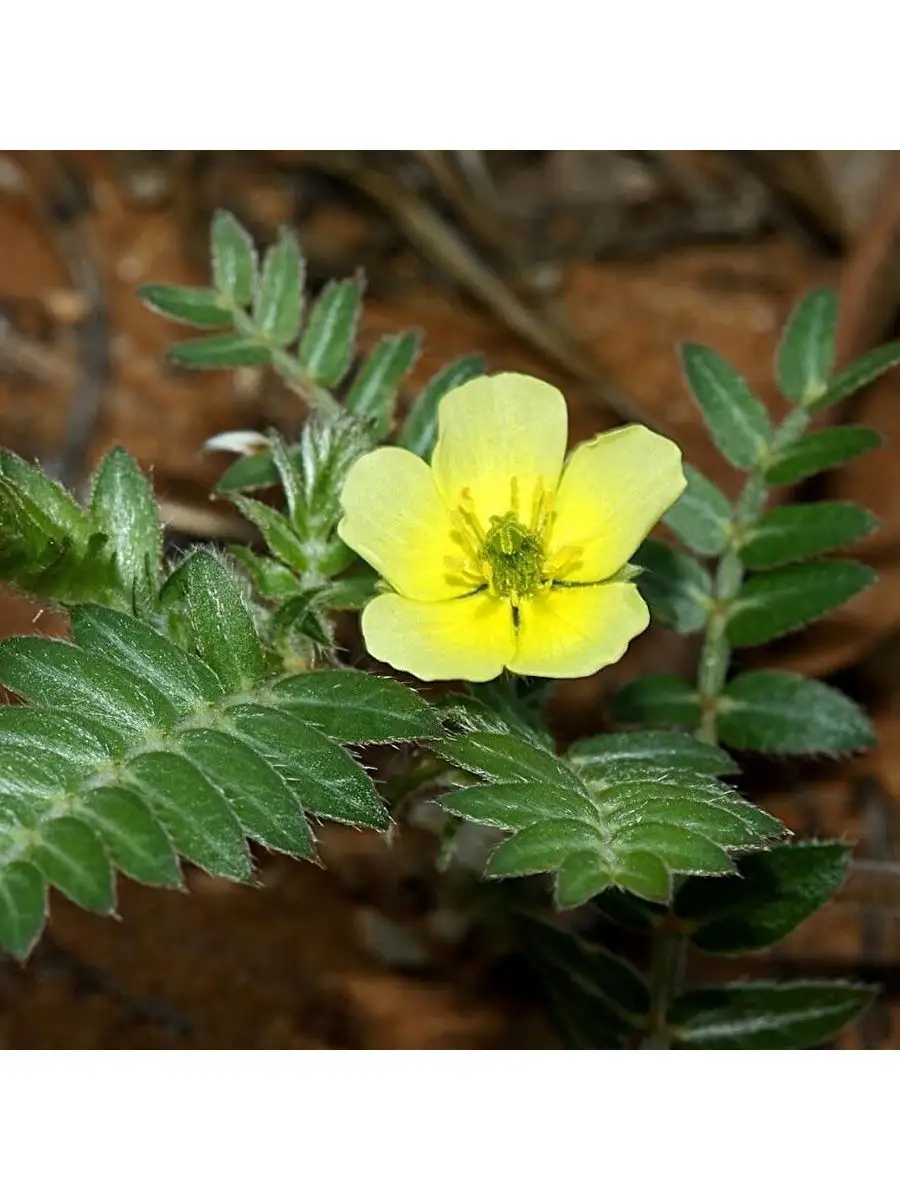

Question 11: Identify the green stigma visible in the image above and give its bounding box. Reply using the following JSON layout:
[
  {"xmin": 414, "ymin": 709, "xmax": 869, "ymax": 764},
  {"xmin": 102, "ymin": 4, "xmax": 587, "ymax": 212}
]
[{"xmin": 480, "ymin": 511, "xmax": 545, "ymax": 600}]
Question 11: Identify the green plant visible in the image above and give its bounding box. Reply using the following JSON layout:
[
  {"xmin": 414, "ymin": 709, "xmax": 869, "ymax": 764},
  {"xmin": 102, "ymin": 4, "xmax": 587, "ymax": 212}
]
[{"xmin": 2, "ymin": 215, "xmax": 897, "ymax": 1048}]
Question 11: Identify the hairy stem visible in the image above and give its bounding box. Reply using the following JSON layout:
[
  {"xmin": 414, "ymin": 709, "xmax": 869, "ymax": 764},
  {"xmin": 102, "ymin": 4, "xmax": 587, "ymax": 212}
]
[
  {"xmin": 272, "ymin": 348, "xmax": 341, "ymax": 416},
  {"xmin": 382, "ymin": 754, "xmax": 449, "ymax": 809},
  {"xmin": 230, "ymin": 310, "xmax": 340, "ymax": 416},
  {"xmin": 641, "ymin": 920, "xmax": 686, "ymax": 1048},
  {"xmin": 643, "ymin": 404, "xmax": 811, "ymax": 1044}
]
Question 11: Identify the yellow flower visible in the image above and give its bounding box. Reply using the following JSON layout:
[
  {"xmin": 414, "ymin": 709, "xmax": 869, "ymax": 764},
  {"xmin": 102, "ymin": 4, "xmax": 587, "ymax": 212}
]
[{"xmin": 338, "ymin": 373, "xmax": 686, "ymax": 682}]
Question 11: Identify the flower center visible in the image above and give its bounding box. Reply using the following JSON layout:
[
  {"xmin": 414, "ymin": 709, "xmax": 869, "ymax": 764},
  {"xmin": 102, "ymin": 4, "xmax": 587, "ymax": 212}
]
[
  {"xmin": 480, "ymin": 512, "xmax": 545, "ymax": 600},
  {"xmin": 443, "ymin": 476, "xmax": 584, "ymax": 601}
]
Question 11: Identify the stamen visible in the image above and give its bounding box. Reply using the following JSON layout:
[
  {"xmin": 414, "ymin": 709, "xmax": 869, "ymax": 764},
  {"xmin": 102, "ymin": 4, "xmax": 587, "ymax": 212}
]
[
  {"xmin": 457, "ymin": 487, "xmax": 486, "ymax": 537},
  {"xmin": 547, "ymin": 545, "xmax": 583, "ymax": 579},
  {"xmin": 529, "ymin": 481, "xmax": 557, "ymax": 545},
  {"xmin": 449, "ymin": 476, "xmax": 579, "ymax": 600},
  {"xmin": 443, "ymin": 553, "xmax": 482, "ymax": 591},
  {"xmin": 450, "ymin": 510, "xmax": 483, "ymax": 562},
  {"xmin": 530, "ymin": 480, "xmax": 543, "ymax": 531},
  {"xmin": 479, "ymin": 510, "xmax": 545, "ymax": 600}
]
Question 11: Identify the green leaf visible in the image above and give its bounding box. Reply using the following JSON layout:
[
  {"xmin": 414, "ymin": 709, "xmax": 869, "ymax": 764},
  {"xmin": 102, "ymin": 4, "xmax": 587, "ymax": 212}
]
[
  {"xmin": 0, "ymin": 451, "xmax": 123, "ymax": 609},
  {"xmin": 633, "ymin": 539, "xmax": 710, "ymax": 633},
  {"xmin": 268, "ymin": 591, "xmax": 333, "ymax": 651},
  {"xmin": 228, "ymin": 705, "xmax": 389, "ymax": 830},
  {"xmin": 90, "ymin": 449, "xmax": 162, "ymax": 613},
  {"xmin": 0, "ymin": 734, "xmax": 80, "ymax": 807},
  {"xmin": 83, "ymin": 786, "xmax": 182, "ymax": 888},
  {"xmin": 0, "ymin": 707, "xmax": 125, "ymax": 767},
  {"xmin": 0, "ymin": 474, "xmax": 56, "ymax": 556},
  {"xmin": 321, "ymin": 569, "xmax": 379, "ymax": 611},
  {"xmin": 677, "ymin": 841, "xmax": 851, "ymax": 954},
  {"xmin": 809, "ymin": 341, "xmax": 900, "ymax": 412},
  {"xmin": 231, "ymin": 495, "xmax": 309, "ymax": 573},
  {"xmin": 670, "ymin": 981, "xmax": 874, "ymax": 1049},
  {"xmin": 31, "ymin": 816, "xmax": 115, "ymax": 913},
  {"xmin": 437, "ymin": 730, "xmax": 781, "ymax": 905},
  {"xmin": 486, "ymin": 820, "xmax": 593, "ymax": 878},
  {"xmin": 0, "ymin": 753, "xmax": 72, "ymax": 823},
  {"xmin": 314, "ymin": 540, "xmax": 355, "ymax": 576},
  {"xmin": 776, "ymin": 286, "xmax": 838, "ymax": 403},
  {"xmin": 680, "ymin": 344, "xmax": 773, "ymax": 469},
  {"xmin": 612, "ymin": 676, "xmax": 701, "ymax": 729},
  {"xmin": 520, "ymin": 909, "xmax": 641, "ymax": 1049},
  {"xmin": 740, "ymin": 501, "xmax": 877, "ymax": 570},
  {"xmin": 400, "ymin": 355, "xmax": 486, "ymax": 460},
  {"xmin": 294, "ymin": 411, "xmax": 374, "ymax": 540},
  {"xmin": 177, "ymin": 730, "xmax": 314, "ymax": 859},
  {"xmin": 615, "ymin": 853, "xmax": 671, "ymax": 904},
  {"xmin": 168, "ymin": 332, "xmax": 270, "ymax": 370},
  {"xmin": 437, "ymin": 694, "xmax": 550, "ymax": 752},
  {"xmin": 727, "ymin": 560, "xmax": 876, "ymax": 646},
  {"xmin": 139, "ymin": 284, "xmax": 232, "ymax": 329},
  {"xmin": 252, "ymin": 229, "xmax": 304, "ymax": 346},
  {"xmin": 346, "ymin": 332, "xmax": 421, "ymax": 437},
  {"xmin": 536, "ymin": 974, "xmax": 628, "ymax": 1048},
  {"xmin": 568, "ymin": 731, "xmax": 737, "ymax": 777},
  {"xmin": 215, "ymin": 451, "xmax": 281, "ymax": 494},
  {"xmin": 0, "ymin": 450, "xmax": 88, "ymax": 537},
  {"xmin": 554, "ymin": 852, "xmax": 615, "ymax": 908},
  {"xmin": 298, "ymin": 278, "xmax": 362, "ymax": 387},
  {"xmin": 437, "ymin": 731, "xmax": 585, "ymax": 792},
  {"xmin": 521, "ymin": 915, "xmax": 649, "ymax": 1018},
  {"xmin": 211, "ymin": 210, "xmax": 257, "ymax": 308},
  {"xmin": 128, "ymin": 751, "xmax": 251, "ymax": 882},
  {"xmin": 718, "ymin": 670, "xmax": 875, "ymax": 755},
  {"xmin": 590, "ymin": 890, "xmax": 660, "ymax": 935},
  {"xmin": 663, "ymin": 465, "xmax": 732, "ymax": 557},
  {"xmin": 268, "ymin": 432, "xmax": 305, "ymax": 526},
  {"xmin": 0, "ymin": 594, "xmax": 432, "ymax": 953},
  {"xmin": 70, "ymin": 605, "xmax": 225, "ymax": 717},
  {"xmin": 165, "ymin": 550, "xmax": 265, "ymax": 690},
  {"xmin": 0, "ymin": 637, "xmax": 176, "ymax": 737},
  {"xmin": 440, "ymin": 783, "xmax": 599, "ymax": 829},
  {"xmin": 614, "ymin": 824, "xmax": 734, "ymax": 877},
  {"xmin": 0, "ymin": 460, "xmax": 120, "ymax": 608},
  {"xmin": 764, "ymin": 426, "xmax": 882, "ymax": 485},
  {"xmin": 588, "ymin": 768, "xmax": 783, "ymax": 848},
  {"xmin": 0, "ymin": 861, "xmax": 47, "ymax": 959},
  {"xmin": 465, "ymin": 678, "xmax": 555, "ymax": 750},
  {"xmin": 229, "ymin": 547, "xmax": 301, "ymax": 601},
  {"xmin": 271, "ymin": 669, "xmax": 441, "ymax": 743}
]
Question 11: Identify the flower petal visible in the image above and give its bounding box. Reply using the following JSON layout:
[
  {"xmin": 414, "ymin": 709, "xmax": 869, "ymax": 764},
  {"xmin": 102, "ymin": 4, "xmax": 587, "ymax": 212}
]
[
  {"xmin": 362, "ymin": 592, "xmax": 515, "ymax": 682},
  {"xmin": 509, "ymin": 583, "xmax": 649, "ymax": 678},
  {"xmin": 339, "ymin": 447, "xmax": 461, "ymax": 601},
  {"xmin": 431, "ymin": 373, "xmax": 568, "ymax": 527},
  {"xmin": 549, "ymin": 426, "xmax": 686, "ymax": 583}
]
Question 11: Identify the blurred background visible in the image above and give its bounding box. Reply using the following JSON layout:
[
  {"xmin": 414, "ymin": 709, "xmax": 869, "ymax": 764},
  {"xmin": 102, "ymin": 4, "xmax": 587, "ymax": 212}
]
[{"xmin": 1, "ymin": 149, "xmax": 900, "ymax": 1049}]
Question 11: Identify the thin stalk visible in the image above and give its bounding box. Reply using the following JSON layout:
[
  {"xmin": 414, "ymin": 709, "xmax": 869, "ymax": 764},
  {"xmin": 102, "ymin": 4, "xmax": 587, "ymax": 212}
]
[
  {"xmin": 272, "ymin": 349, "xmax": 341, "ymax": 416},
  {"xmin": 382, "ymin": 754, "xmax": 449, "ymax": 809},
  {"xmin": 230, "ymin": 310, "xmax": 340, "ymax": 416},
  {"xmin": 641, "ymin": 922, "xmax": 686, "ymax": 1048},
  {"xmin": 642, "ymin": 404, "xmax": 812, "ymax": 1044}
]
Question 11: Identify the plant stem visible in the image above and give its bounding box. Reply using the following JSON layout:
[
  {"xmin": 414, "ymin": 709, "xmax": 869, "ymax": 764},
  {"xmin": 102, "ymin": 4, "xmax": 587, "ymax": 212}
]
[
  {"xmin": 642, "ymin": 404, "xmax": 812, "ymax": 1043},
  {"xmin": 641, "ymin": 922, "xmax": 685, "ymax": 1048},
  {"xmin": 696, "ymin": 548, "xmax": 742, "ymax": 743},
  {"xmin": 272, "ymin": 349, "xmax": 341, "ymax": 416},
  {"xmin": 382, "ymin": 754, "xmax": 448, "ymax": 809},
  {"xmin": 230, "ymin": 310, "xmax": 340, "ymax": 416}
]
